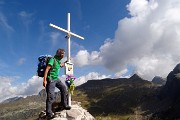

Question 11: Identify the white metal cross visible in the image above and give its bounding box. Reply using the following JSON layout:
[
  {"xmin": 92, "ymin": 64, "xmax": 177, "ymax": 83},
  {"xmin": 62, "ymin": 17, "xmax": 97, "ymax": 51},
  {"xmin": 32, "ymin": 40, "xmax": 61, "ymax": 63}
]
[
  {"xmin": 50, "ymin": 13, "xmax": 84, "ymax": 63},
  {"xmin": 49, "ymin": 13, "xmax": 84, "ymax": 106}
]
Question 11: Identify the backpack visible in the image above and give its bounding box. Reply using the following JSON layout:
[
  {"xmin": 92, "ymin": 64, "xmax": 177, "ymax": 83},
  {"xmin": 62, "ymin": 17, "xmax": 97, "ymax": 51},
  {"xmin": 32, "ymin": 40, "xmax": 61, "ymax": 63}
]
[{"xmin": 37, "ymin": 55, "xmax": 56, "ymax": 77}]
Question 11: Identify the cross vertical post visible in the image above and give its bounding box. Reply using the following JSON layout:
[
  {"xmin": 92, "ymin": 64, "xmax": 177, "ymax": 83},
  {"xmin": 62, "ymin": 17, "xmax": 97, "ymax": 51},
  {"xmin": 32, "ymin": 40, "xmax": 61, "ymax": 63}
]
[
  {"xmin": 67, "ymin": 13, "xmax": 71, "ymax": 63},
  {"xmin": 67, "ymin": 13, "xmax": 71, "ymax": 106},
  {"xmin": 49, "ymin": 13, "xmax": 84, "ymax": 107}
]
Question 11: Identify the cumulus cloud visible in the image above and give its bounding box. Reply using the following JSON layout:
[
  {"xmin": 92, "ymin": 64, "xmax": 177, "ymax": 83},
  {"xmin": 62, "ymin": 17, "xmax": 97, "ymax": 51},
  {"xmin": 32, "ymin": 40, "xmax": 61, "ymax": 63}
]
[
  {"xmin": 114, "ymin": 68, "xmax": 129, "ymax": 78},
  {"xmin": 103, "ymin": 0, "xmax": 180, "ymax": 80},
  {"xmin": 72, "ymin": 50, "xmax": 102, "ymax": 67},
  {"xmin": 0, "ymin": 76, "xmax": 43, "ymax": 102},
  {"xmin": 0, "ymin": 76, "xmax": 20, "ymax": 102},
  {"xmin": 74, "ymin": 72, "xmax": 111, "ymax": 86},
  {"xmin": 72, "ymin": 0, "xmax": 180, "ymax": 80}
]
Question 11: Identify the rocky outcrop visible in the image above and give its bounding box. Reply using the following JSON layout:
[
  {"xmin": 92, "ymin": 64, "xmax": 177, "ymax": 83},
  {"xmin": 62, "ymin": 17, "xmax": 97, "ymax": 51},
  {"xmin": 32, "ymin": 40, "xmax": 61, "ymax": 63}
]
[
  {"xmin": 39, "ymin": 101, "xmax": 95, "ymax": 120},
  {"xmin": 150, "ymin": 63, "xmax": 180, "ymax": 120},
  {"xmin": 160, "ymin": 63, "xmax": 180, "ymax": 100}
]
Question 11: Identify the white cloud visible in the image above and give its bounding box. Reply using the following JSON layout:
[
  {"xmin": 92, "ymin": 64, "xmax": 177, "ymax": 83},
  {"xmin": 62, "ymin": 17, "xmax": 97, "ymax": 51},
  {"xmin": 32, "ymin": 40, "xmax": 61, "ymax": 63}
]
[
  {"xmin": 134, "ymin": 55, "xmax": 175, "ymax": 79},
  {"xmin": 72, "ymin": 0, "xmax": 180, "ymax": 80},
  {"xmin": 0, "ymin": 76, "xmax": 20, "ymax": 102},
  {"xmin": 19, "ymin": 11, "xmax": 33, "ymax": 19},
  {"xmin": 72, "ymin": 50, "xmax": 89, "ymax": 67},
  {"xmin": 72, "ymin": 50, "xmax": 102, "ymax": 67},
  {"xmin": 18, "ymin": 11, "xmax": 34, "ymax": 30},
  {"xmin": 107, "ymin": 0, "xmax": 180, "ymax": 80},
  {"xmin": 74, "ymin": 72, "xmax": 111, "ymax": 86},
  {"xmin": 114, "ymin": 68, "xmax": 129, "ymax": 78},
  {"xmin": 17, "ymin": 58, "xmax": 26, "ymax": 65},
  {"xmin": 0, "ymin": 76, "xmax": 43, "ymax": 102},
  {"xmin": 0, "ymin": 12, "xmax": 14, "ymax": 32},
  {"xmin": 127, "ymin": 0, "xmax": 149, "ymax": 17}
]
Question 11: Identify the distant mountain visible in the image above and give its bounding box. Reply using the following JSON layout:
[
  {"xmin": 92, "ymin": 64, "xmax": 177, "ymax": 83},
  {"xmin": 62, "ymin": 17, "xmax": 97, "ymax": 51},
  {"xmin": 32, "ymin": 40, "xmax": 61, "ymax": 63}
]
[
  {"xmin": 1, "ymin": 96, "xmax": 23, "ymax": 104},
  {"xmin": 0, "ymin": 93, "xmax": 45, "ymax": 120},
  {"xmin": 75, "ymin": 71, "xmax": 180, "ymax": 120},
  {"xmin": 75, "ymin": 74, "xmax": 158, "ymax": 119},
  {"xmin": 152, "ymin": 76, "xmax": 166, "ymax": 85},
  {"xmin": 1, "ymin": 67, "xmax": 180, "ymax": 120},
  {"xmin": 129, "ymin": 73, "xmax": 144, "ymax": 80}
]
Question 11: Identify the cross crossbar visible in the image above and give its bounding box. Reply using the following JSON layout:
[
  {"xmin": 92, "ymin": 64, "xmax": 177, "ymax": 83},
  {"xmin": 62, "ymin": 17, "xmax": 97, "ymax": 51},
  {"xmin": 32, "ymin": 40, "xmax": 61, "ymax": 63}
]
[{"xmin": 49, "ymin": 23, "xmax": 84, "ymax": 40}]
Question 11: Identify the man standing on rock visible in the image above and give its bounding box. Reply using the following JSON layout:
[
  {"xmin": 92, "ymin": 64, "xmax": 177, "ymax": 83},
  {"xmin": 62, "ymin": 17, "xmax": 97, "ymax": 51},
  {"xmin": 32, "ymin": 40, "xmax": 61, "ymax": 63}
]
[{"xmin": 43, "ymin": 48, "xmax": 71, "ymax": 119}]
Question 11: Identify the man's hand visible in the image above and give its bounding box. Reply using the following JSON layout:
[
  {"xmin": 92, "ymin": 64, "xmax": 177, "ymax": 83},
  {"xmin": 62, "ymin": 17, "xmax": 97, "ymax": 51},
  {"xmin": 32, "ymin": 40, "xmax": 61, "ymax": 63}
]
[
  {"xmin": 43, "ymin": 79, "xmax": 47, "ymax": 87},
  {"xmin": 60, "ymin": 60, "xmax": 68, "ymax": 67},
  {"xmin": 43, "ymin": 65, "xmax": 51, "ymax": 87},
  {"xmin": 60, "ymin": 62, "xmax": 65, "ymax": 67}
]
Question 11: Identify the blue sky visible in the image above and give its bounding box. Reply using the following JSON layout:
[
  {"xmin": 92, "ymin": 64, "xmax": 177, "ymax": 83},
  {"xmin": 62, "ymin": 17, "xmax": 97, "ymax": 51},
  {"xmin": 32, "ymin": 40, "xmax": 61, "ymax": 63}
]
[
  {"xmin": 0, "ymin": 0, "xmax": 129, "ymax": 81},
  {"xmin": 1, "ymin": 0, "xmax": 180, "ymax": 101}
]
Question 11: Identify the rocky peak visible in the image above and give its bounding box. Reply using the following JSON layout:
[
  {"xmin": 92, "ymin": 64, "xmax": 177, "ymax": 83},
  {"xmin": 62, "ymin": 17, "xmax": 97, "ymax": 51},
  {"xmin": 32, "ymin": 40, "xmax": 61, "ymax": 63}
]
[
  {"xmin": 152, "ymin": 76, "xmax": 166, "ymax": 85},
  {"xmin": 129, "ymin": 74, "xmax": 143, "ymax": 81},
  {"xmin": 173, "ymin": 63, "xmax": 180, "ymax": 73}
]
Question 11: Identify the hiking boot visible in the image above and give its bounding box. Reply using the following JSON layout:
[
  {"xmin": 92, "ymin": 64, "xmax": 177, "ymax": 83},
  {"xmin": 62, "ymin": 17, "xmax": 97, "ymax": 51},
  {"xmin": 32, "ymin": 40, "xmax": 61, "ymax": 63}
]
[
  {"xmin": 64, "ymin": 105, "xmax": 71, "ymax": 110},
  {"xmin": 46, "ymin": 113, "xmax": 54, "ymax": 119}
]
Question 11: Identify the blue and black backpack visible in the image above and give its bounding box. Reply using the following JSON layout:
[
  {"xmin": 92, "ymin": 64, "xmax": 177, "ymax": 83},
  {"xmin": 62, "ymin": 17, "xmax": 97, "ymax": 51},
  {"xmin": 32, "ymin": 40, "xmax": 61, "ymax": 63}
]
[{"xmin": 37, "ymin": 55, "xmax": 56, "ymax": 77}]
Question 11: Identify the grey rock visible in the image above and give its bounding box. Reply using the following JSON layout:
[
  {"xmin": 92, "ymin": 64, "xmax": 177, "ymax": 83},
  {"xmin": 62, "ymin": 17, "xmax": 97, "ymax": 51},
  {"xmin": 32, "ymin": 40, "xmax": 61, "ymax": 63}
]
[{"xmin": 38, "ymin": 101, "xmax": 95, "ymax": 120}]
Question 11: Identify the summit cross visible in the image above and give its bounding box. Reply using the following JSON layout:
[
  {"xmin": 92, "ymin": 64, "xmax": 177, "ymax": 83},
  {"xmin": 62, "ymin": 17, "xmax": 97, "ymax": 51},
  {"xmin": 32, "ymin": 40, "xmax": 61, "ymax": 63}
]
[
  {"xmin": 49, "ymin": 13, "xmax": 84, "ymax": 106},
  {"xmin": 49, "ymin": 13, "xmax": 84, "ymax": 62}
]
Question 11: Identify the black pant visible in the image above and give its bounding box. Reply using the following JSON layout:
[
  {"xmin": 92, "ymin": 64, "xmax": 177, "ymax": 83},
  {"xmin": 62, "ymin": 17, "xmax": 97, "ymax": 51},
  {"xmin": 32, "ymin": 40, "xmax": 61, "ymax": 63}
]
[{"xmin": 46, "ymin": 78, "xmax": 68, "ymax": 115}]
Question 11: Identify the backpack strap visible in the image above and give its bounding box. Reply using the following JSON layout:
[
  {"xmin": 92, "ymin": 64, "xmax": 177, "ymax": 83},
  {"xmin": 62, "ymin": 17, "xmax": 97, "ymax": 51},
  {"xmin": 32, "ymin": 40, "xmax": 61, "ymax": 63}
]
[
  {"xmin": 49, "ymin": 57, "xmax": 56, "ymax": 68},
  {"xmin": 52, "ymin": 58, "xmax": 56, "ymax": 68}
]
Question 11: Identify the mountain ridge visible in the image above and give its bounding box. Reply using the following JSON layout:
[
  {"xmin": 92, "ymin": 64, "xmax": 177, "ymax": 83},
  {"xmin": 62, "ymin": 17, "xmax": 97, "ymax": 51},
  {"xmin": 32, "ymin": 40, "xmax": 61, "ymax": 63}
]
[{"xmin": 1, "ymin": 63, "xmax": 180, "ymax": 120}]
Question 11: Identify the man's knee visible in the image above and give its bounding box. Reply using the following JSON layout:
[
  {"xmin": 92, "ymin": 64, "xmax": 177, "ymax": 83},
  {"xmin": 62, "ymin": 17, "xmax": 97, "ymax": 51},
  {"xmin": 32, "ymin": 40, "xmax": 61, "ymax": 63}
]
[
  {"xmin": 57, "ymin": 81, "xmax": 66, "ymax": 90},
  {"xmin": 62, "ymin": 85, "xmax": 67, "ymax": 91}
]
